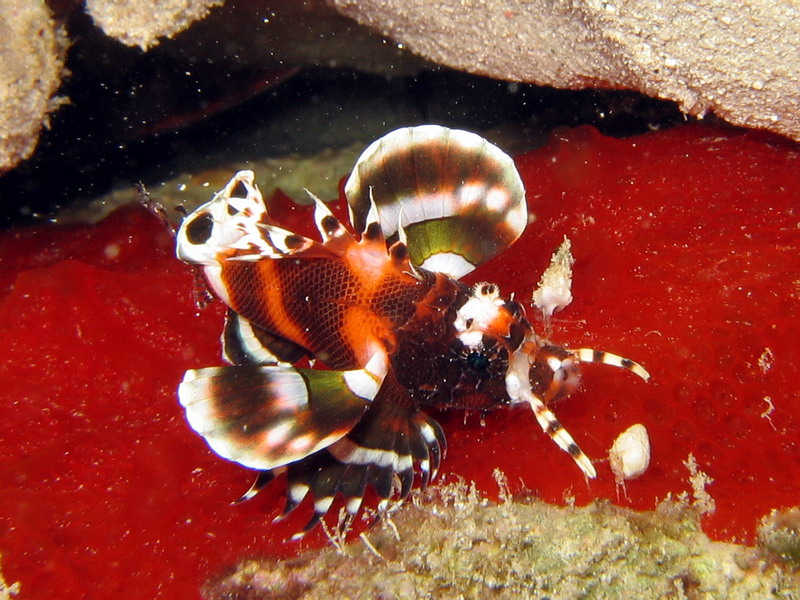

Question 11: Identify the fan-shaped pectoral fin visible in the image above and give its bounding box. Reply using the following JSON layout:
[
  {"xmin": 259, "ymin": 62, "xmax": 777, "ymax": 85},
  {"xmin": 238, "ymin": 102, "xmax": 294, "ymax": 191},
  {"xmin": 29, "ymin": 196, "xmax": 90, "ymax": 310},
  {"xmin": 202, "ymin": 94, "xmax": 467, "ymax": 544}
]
[
  {"xmin": 344, "ymin": 125, "xmax": 527, "ymax": 279},
  {"xmin": 178, "ymin": 349, "xmax": 389, "ymax": 472}
]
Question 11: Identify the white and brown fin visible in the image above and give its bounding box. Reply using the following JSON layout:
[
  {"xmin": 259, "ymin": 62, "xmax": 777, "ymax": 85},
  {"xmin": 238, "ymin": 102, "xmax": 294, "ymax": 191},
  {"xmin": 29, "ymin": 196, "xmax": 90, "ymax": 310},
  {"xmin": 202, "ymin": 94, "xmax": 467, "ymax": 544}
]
[
  {"xmin": 354, "ymin": 194, "xmax": 392, "ymax": 258},
  {"xmin": 176, "ymin": 170, "xmax": 332, "ymax": 268},
  {"xmin": 524, "ymin": 387, "xmax": 597, "ymax": 479},
  {"xmin": 222, "ymin": 309, "xmax": 310, "ymax": 366},
  {"xmin": 307, "ymin": 189, "xmax": 355, "ymax": 253},
  {"xmin": 272, "ymin": 390, "xmax": 447, "ymax": 538},
  {"xmin": 571, "ymin": 348, "xmax": 651, "ymax": 382},
  {"xmin": 178, "ymin": 350, "xmax": 388, "ymax": 471},
  {"xmin": 530, "ymin": 345, "xmax": 650, "ymax": 405},
  {"xmin": 507, "ymin": 341, "xmax": 597, "ymax": 478},
  {"xmin": 344, "ymin": 125, "xmax": 527, "ymax": 279},
  {"xmin": 519, "ymin": 343, "xmax": 650, "ymax": 478},
  {"xmin": 176, "ymin": 170, "xmax": 268, "ymax": 266},
  {"xmin": 233, "ymin": 468, "xmax": 281, "ymax": 504}
]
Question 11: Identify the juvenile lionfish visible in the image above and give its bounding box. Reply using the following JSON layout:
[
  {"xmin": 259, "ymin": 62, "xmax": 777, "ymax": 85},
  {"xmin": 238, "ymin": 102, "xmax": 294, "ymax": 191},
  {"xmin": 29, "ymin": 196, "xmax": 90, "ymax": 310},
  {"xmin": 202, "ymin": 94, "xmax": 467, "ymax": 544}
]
[{"xmin": 175, "ymin": 125, "xmax": 649, "ymax": 537}]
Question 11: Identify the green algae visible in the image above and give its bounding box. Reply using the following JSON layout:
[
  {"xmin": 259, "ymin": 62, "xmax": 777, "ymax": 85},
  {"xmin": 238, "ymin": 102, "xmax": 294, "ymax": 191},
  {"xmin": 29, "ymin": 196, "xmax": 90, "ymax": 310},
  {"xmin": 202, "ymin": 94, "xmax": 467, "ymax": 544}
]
[
  {"xmin": 759, "ymin": 508, "xmax": 800, "ymax": 569},
  {"xmin": 205, "ymin": 479, "xmax": 800, "ymax": 600}
]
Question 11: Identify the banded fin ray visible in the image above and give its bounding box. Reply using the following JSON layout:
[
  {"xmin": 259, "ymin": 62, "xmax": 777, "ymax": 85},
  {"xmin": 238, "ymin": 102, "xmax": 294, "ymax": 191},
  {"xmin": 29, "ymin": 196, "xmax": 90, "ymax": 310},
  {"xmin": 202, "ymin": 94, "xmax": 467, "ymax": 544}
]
[
  {"xmin": 277, "ymin": 394, "xmax": 447, "ymax": 538},
  {"xmin": 345, "ymin": 125, "xmax": 527, "ymax": 279},
  {"xmin": 571, "ymin": 348, "xmax": 651, "ymax": 381},
  {"xmin": 523, "ymin": 387, "xmax": 596, "ymax": 479},
  {"xmin": 234, "ymin": 469, "xmax": 280, "ymax": 504},
  {"xmin": 508, "ymin": 341, "xmax": 596, "ymax": 478},
  {"xmin": 255, "ymin": 375, "xmax": 447, "ymax": 536},
  {"xmin": 307, "ymin": 189, "xmax": 355, "ymax": 253},
  {"xmin": 178, "ymin": 350, "xmax": 388, "ymax": 471},
  {"xmin": 222, "ymin": 309, "xmax": 310, "ymax": 366}
]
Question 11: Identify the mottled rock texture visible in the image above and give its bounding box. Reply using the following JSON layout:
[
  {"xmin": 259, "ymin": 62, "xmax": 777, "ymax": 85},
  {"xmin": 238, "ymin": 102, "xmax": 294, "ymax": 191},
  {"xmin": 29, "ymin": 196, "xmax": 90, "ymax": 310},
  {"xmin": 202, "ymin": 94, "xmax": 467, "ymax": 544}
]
[
  {"xmin": 206, "ymin": 482, "xmax": 800, "ymax": 600},
  {"xmin": 85, "ymin": 0, "xmax": 223, "ymax": 50},
  {"xmin": 1, "ymin": 0, "xmax": 797, "ymax": 178},
  {"xmin": 0, "ymin": 1, "xmax": 66, "ymax": 173},
  {"xmin": 333, "ymin": 0, "xmax": 800, "ymax": 141}
]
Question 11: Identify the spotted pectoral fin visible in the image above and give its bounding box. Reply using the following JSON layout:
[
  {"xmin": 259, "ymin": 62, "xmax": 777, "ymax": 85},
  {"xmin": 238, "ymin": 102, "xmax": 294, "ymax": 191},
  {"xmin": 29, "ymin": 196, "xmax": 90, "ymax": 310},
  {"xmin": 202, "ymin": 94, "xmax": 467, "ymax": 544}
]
[
  {"xmin": 345, "ymin": 125, "xmax": 527, "ymax": 279},
  {"xmin": 176, "ymin": 169, "xmax": 338, "ymax": 267},
  {"xmin": 222, "ymin": 309, "xmax": 310, "ymax": 366},
  {"xmin": 178, "ymin": 351, "xmax": 388, "ymax": 471},
  {"xmin": 276, "ymin": 389, "xmax": 447, "ymax": 537}
]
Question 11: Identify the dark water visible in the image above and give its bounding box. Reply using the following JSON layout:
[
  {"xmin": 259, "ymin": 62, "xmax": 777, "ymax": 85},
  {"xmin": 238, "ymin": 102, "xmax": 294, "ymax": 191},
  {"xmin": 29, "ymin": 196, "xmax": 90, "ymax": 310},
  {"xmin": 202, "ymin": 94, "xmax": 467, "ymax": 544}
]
[{"xmin": 0, "ymin": 12, "xmax": 683, "ymax": 226}]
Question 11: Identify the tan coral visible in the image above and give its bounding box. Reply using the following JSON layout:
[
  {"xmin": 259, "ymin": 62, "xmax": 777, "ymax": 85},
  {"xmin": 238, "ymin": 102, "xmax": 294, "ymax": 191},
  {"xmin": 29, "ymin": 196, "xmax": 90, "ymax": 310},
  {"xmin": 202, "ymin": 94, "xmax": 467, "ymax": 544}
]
[
  {"xmin": 332, "ymin": 0, "xmax": 800, "ymax": 141},
  {"xmin": 0, "ymin": 1, "xmax": 67, "ymax": 173},
  {"xmin": 85, "ymin": 0, "xmax": 223, "ymax": 50}
]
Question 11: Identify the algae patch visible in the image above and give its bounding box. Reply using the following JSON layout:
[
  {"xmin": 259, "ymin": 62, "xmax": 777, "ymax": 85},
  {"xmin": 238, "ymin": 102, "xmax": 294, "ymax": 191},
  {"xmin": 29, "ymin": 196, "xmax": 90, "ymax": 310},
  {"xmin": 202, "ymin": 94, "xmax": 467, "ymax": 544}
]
[{"xmin": 205, "ymin": 480, "xmax": 800, "ymax": 599}]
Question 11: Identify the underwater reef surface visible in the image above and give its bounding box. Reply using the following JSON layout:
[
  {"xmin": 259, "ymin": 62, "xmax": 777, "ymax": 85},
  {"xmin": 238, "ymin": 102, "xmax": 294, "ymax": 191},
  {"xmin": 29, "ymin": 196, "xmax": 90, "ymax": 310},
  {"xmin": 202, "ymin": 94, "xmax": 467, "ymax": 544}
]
[
  {"xmin": 204, "ymin": 479, "xmax": 800, "ymax": 599},
  {"xmin": 0, "ymin": 123, "xmax": 798, "ymax": 599},
  {"xmin": 333, "ymin": 0, "xmax": 800, "ymax": 142}
]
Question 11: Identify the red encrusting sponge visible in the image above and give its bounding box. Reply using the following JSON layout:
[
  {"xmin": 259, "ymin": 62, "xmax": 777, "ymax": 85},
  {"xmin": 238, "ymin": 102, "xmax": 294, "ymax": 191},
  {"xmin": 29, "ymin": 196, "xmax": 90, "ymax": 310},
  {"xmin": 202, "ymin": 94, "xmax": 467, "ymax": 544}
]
[{"xmin": 0, "ymin": 124, "xmax": 797, "ymax": 599}]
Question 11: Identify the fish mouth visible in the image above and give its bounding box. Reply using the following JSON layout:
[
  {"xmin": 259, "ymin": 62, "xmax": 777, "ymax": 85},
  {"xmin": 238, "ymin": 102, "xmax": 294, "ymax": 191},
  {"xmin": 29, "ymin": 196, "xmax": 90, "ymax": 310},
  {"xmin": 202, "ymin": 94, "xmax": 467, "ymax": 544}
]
[{"xmin": 504, "ymin": 337, "xmax": 598, "ymax": 479}]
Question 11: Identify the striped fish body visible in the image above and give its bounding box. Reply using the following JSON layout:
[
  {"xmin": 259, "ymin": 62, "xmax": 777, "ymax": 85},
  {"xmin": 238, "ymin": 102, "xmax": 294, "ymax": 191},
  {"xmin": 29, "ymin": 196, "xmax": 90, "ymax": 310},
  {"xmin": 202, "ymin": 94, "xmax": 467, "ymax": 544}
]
[
  {"xmin": 217, "ymin": 247, "xmax": 429, "ymax": 371},
  {"xmin": 207, "ymin": 227, "xmax": 530, "ymax": 409},
  {"xmin": 175, "ymin": 126, "xmax": 649, "ymax": 536}
]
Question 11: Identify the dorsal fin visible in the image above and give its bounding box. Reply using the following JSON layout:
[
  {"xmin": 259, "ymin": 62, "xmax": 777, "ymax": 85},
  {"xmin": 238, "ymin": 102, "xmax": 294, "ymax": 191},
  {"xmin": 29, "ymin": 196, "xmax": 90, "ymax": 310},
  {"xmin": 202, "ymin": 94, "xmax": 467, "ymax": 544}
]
[
  {"xmin": 345, "ymin": 125, "xmax": 527, "ymax": 279},
  {"xmin": 361, "ymin": 192, "xmax": 385, "ymax": 244},
  {"xmin": 306, "ymin": 189, "xmax": 355, "ymax": 254}
]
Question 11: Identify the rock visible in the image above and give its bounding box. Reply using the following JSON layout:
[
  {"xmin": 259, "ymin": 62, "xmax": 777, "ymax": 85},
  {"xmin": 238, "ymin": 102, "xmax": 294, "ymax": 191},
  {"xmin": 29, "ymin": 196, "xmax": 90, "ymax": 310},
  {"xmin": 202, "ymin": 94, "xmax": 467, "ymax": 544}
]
[
  {"xmin": 85, "ymin": 0, "xmax": 223, "ymax": 51},
  {"xmin": 0, "ymin": 1, "xmax": 67, "ymax": 173},
  {"xmin": 332, "ymin": 0, "xmax": 800, "ymax": 142}
]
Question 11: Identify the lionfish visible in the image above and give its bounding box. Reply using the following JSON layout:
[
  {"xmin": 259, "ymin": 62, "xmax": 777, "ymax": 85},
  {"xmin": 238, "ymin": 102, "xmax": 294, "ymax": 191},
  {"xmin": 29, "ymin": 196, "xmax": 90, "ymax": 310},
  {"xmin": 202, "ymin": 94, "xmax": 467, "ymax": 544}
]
[{"xmin": 175, "ymin": 125, "xmax": 648, "ymax": 537}]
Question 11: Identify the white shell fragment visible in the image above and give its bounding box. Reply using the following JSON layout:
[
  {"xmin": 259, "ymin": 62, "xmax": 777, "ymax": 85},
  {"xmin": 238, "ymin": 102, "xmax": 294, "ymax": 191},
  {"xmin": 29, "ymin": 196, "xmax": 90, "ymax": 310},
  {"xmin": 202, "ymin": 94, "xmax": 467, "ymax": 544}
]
[
  {"xmin": 532, "ymin": 236, "xmax": 574, "ymax": 317},
  {"xmin": 609, "ymin": 424, "xmax": 651, "ymax": 484}
]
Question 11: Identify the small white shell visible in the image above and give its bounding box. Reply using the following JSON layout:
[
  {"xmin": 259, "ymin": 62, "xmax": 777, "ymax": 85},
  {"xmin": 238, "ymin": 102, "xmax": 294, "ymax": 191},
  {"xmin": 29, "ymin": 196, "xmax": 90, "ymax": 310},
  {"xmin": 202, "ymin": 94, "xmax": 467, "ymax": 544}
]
[{"xmin": 609, "ymin": 424, "xmax": 651, "ymax": 484}]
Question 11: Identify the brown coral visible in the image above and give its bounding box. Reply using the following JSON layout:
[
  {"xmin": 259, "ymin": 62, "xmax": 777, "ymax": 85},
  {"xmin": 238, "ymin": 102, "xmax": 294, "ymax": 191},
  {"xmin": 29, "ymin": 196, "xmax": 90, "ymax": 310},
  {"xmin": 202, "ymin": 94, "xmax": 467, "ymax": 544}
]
[
  {"xmin": 332, "ymin": 0, "xmax": 800, "ymax": 142},
  {"xmin": 85, "ymin": 0, "xmax": 223, "ymax": 50},
  {"xmin": 0, "ymin": 1, "xmax": 67, "ymax": 173}
]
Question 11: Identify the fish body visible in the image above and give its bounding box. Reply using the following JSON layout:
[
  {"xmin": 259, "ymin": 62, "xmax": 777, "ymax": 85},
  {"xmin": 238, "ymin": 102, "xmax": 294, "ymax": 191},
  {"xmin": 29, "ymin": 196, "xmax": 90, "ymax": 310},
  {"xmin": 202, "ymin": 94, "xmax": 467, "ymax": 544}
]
[{"xmin": 175, "ymin": 126, "xmax": 648, "ymax": 535}]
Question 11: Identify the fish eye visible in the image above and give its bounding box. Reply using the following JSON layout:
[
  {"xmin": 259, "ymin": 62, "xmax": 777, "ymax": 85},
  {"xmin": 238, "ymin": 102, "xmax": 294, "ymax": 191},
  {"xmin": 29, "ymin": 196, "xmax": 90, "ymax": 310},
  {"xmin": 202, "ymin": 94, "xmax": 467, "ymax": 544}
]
[
  {"xmin": 465, "ymin": 350, "xmax": 490, "ymax": 373},
  {"xmin": 458, "ymin": 340, "xmax": 508, "ymax": 379},
  {"xmin": 185, "ymin": 212, "xmax": 214, "ymax": 245}
]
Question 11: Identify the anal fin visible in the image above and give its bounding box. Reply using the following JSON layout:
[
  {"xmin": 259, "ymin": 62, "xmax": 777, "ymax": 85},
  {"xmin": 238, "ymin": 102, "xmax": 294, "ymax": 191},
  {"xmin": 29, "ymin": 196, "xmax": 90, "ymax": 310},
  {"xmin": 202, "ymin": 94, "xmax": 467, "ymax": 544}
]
[{"xmin": 275, "ymin": 378, "xmax": 447, "ymax": 537}]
